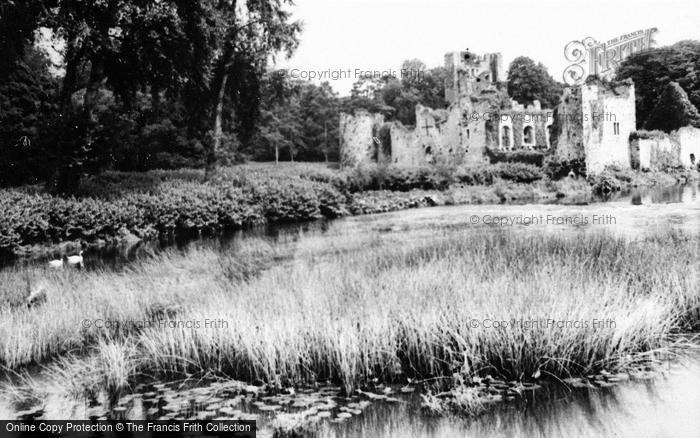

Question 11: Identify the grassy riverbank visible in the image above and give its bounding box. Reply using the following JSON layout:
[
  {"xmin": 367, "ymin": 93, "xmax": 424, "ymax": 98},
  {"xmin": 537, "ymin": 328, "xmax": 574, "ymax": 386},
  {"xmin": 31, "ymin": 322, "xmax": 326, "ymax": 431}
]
[
  {"xmin": 1, "ymin": 228, "xmax": 698, "ymax": 401},
  {"xmin": 3, "ymin": 161, "xmax": 694, "ymax": 258}
]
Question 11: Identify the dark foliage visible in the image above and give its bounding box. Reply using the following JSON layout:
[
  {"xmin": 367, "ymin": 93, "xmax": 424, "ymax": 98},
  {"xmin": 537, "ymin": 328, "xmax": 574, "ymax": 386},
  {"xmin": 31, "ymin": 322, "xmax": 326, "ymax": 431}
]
[
  {"xmin": 543, "ymin": 156, "xmax": 587, "ymax": 179},
  {"xmin": 644, "ymin": 82, "xmax": 700, "ymax": 132},
  {"xmin": 485, "ymin": 148, "xmax": 545, "ymax": 166},
  {"xmin": 0, "ymin": 48, "xmax": 59, "ymax": 186},
  {"xmin": 507, "ymin": 57, "xmax": 564, "ymax": 109},
  {"xmin": 616, "ymin": 40, "xmax": 700, "ymax": 129}
]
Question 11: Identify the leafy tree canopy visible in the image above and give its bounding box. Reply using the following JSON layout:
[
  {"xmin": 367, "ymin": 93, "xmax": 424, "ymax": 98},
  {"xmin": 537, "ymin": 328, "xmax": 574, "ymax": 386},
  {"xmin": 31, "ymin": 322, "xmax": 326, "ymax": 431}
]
[
  {"xmin": 616, "ymin": 40, "xmax": 700, "ymax": 129},
  {"xmin": 507, "ymin": 56, "xmax": 564, "ymax": 109},
  {"xmin": 644, "ymin": 81, "xmax": 700, "ymax": 132}
]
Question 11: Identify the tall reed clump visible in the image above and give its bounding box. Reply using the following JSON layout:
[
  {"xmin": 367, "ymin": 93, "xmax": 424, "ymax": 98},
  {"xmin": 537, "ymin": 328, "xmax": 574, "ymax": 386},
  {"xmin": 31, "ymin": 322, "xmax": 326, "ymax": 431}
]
[{"xmin": 1, "ymin": 229, "xmax": 698, "ymax": 396}]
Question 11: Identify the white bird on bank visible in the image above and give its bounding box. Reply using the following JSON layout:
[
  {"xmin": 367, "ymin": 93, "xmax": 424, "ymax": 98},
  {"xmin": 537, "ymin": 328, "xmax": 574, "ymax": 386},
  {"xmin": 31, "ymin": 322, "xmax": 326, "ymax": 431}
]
[
  {"xmin": 66, "ymin": 250, "xmax": 84, "ymax": 268},
  {"xmin": 48, "ymin": 257, "xmax": 65, "ymax": 269}
]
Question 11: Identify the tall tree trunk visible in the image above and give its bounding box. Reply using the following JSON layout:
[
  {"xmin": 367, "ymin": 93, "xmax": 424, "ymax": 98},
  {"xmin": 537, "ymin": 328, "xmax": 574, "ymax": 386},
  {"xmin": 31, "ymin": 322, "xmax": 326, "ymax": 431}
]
[
  {"xmin": 83, "ymin": 59, "xmax": 104, "ymax": 157},
  {"xmin": 51, "ymin": 43, "xmax": 80, "ymax": 192},
  {"xmin": 206, "ymin": 45, "xmax": 235, "ymax": 178},
  {"xmin": 55, "ymin": 54, "xmax": 103, "ymax": 193},
  {"xmin": 151, "ymin": 86, "xmax": 161, "ymax": 118},
  {"xmin": 324, "ymin": 121, "xmax": 329, "ymax": 162},
  {"xmin": 275, "ymin": 145, "xmax": 279, "ymax": 165},
  {"xmin": 206, "ymin": 71, "xmax": 229, "ymax": 177}
]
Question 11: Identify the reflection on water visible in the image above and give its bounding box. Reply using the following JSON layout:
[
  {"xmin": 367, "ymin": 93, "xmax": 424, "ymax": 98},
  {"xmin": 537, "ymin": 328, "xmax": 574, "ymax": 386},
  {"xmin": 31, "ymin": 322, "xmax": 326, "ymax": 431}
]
[
  {"xmin": 2, "ymin": 359, "xmax": 699, "ymax": 438},
  {"xmin": 629, "ymin": 184, "xmax": 697, "ymax": 205},
  {"xmin": 322, "ymin": 359, "xmax": 700, "ymax": 438}
]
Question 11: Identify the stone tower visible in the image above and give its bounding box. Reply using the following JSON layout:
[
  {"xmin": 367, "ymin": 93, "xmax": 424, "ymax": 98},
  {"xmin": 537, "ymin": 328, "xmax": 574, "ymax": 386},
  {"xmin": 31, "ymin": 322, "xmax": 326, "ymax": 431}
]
[{"xmin": 444, "ymin": 50, "xmax": 504, "ymax": 105}]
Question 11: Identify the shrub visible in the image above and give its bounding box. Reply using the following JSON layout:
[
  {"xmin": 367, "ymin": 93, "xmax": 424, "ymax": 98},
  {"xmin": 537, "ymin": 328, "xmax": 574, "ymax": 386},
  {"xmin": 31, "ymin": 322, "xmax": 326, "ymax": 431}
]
[
  {"xmin": 455, "ymin": 165, "xmax": 496, "ymax": 185},
  {"xmin": 492, "ymin": 162, "xmax": 544, "ymax": 183},
  {"xmin": 0, "ymin": 167, "xmax": 351, "ymax": 254},
  {"xmin": 344, "ymin": 164, "xmax": 453, "ymax": 192},
  {"xmin": 588, "ymin": 171, "xmax": 622, "ymax": 196},
  {"xmin": 644, "ymin": 82, "xmax": 700, "ymax": 132},
  {"xmin": 485, "ymin": 148, "xmax": 545, "ymax": 166},
  {"xmin": 629, "ymin": 130, "xmax": 668, "ymax": 141},
  {"xmin": 543, "ymin": 156, "xmax": 587, "ymax": 179}
]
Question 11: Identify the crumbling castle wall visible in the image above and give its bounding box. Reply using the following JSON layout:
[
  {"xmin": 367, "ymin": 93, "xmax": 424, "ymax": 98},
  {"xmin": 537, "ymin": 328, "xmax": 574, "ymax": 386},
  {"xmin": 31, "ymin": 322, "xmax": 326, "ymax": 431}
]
[
  {"xmin": 339, "ymin": 111, "xmax": 385, "ymax": 167},
  {"xmin": 583, "ymin": 80, "xmax": 635, "ymax": 173},
  {"xmin": 553, "ymin": 87, "xmax": 585, "ymax": 161},
  {"xmin": 340, "ymin": 51, "xmax": 650, "ymax": 176},
  {"xmin": 445, "ymin": 51, "xmax": 504, "ymax": 105},
  {"xmin": 672, "ymin": 126, "xmax": 700, "ymax": 168},
  {"xmin": 388, "ymin": 100, "xmax": 495, "ymax": 167},
  {"xmin": 497, "ymin": 100, "xmax": 554, "ymax": 150},
  {"xmin": 633, "ymin": 136, "xmax": 679, "ymax": 170},
  {"xmin": 631, "ymin": 127, "xmax": 700, "ymax": 170},
  {"xmin": 554, "ymin": 78, "xmax": 635, "ymax": 173}
]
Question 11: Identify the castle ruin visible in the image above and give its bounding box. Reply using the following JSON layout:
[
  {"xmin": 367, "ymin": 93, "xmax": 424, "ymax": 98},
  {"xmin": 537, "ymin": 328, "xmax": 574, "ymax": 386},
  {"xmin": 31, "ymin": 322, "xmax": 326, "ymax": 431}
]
[{"xmin": 339, "ymin": 49, "xmax": 700, "ymax": 174}]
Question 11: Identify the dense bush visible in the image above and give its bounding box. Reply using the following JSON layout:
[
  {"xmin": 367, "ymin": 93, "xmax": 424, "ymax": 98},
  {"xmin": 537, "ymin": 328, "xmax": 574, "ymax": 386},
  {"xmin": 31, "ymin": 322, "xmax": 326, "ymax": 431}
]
[
  {"xmin": 588, "ymin": 171, "xmax": 623, "ymax": 196},
  {"xmin": 629, "ymin": 130, "xmax": 668, "ymax": 141},
  {"xmin": 342, "ymin": 165, "xmax": 454, "ymax": 192},
  {"xmin": 455, "ymin": 165, "xmax": 496, "ymax": 185},
  {"xmin": 644, "ymin": 82, "xmax": 700, "ymax": 132},
  {"xmin": 456, "ymin": 163, "xmax": 544, "ymax": 184},
  {"xmin": 0, "ymin": 167, "xmax": 348, "ymax": 254},
  {"xmin": 492, "ymin": 162, "xmax": 544, "ymax": 183},
  {"xmin": 484, "ymin": 148, "xmax": 545, "ymax": 166},
  {"xmin": 543, "ymin": 156, "xmax": 587, "ymax": 179}
]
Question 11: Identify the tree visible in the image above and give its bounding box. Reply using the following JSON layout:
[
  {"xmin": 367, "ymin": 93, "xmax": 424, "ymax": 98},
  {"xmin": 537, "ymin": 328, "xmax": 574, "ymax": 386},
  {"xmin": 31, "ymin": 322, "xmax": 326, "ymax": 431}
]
[
  {"xmin": 3, "ymin": 0, "xmax": 194, "ymax": 191},
  {"xmin": 507, "ymin": 57, "xmax": 564, "ymax": 109},
  {"xmin": 0, "ymin": 0, "xmax": 301, "ymax": 189},
  {"xmin": 342, "ymin": 60, "xmax": 449, "ymax": 127},
  {"xmin": 181, "ymin": 0, "xmax": 301, "ymax": 175},
  {"xmin": 0, "ymin": 47, "xmax": 59, "ymax": 186},
  {"xmin": 298, "ymin": 82, "xmax": 339, "ymax": 161},
  {"xmin": 248, "ymin": 72, "xmax": 340, "ymax": 163},
  {"xmin": 616, "ymin": 40, "xmax": 700, "ymax": 129},
  {"xmin": 0, "ymin": 0, "xmax": 52, "ymax": 82},
  {"xmin": 248, "ymin": 70, "xmax": 300, "ymax": 163},
  {"xmin": 343, "ymin": 75, "xmax": 395, "ymax": 118},
  {"xmin": 644, "ymin": 82, "xmax": 700, "ymax": 132}
]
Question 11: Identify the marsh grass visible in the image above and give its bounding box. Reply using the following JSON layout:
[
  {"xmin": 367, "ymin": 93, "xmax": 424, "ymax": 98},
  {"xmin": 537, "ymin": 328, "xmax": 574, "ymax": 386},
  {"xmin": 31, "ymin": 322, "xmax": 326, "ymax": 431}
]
[{"xmin": 0, "ymin": 228, "xmax": 698, "ymax": 398}]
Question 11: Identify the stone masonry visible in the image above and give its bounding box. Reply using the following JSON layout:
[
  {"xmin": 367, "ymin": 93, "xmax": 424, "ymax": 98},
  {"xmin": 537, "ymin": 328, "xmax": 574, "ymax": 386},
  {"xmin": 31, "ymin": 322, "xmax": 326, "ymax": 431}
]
[
  {"xmin": 339, "ymin": 48, "xmax": 699, "ymax": 174},
  {"xmin": 553, "ymin": 77, "xmax": 636, "ymax": 173}
]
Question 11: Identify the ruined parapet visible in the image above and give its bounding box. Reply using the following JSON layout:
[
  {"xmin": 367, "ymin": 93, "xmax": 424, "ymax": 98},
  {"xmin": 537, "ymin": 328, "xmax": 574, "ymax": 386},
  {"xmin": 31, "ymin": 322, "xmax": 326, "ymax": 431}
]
[
  {"xmin": 389, "ymin": 103, "xmax": 491, "ymax": 167},
  {"xmin": 389, "ymin": 105, "xmax": 451, "ymax": 167},
  {"xmin": 339, "ymin": 111, "xmax": 385, "ymax": 167},
  {"xmin": 497, "ymin": 99, "xmax": 553, "ymax": 150},
  {"xmin": 389, "ymin": 123, "xmax": 422, "ymax": 166},
  {"xmin": 630, "ymin": 127, "xmax": 699, "ymax": 170},
  {"xmin": 582, "ymin": 79, "xmax": 635, "ymax": 173},
  {"xmin": 445, "ymin": 51, "xmax": 503, "ymax": 105},
  {"xmin": 554, "ymin": 77, "xmax": 635, "ymax": 173},
  {"xmin": 630, "ymin": 132, "xmax": 679, "ymax": 170},
  {"xmin": 672, "ymin": 126, "xmax": 700, "ymax": 168},
  {"xmin": 552, "ymin": 87, "xmax": 585, "ymax": 161}
]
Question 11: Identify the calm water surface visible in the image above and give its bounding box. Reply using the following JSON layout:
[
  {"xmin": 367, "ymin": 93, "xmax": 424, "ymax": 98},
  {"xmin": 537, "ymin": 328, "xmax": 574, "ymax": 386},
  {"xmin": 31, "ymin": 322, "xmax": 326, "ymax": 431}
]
[{"xmin": 321, "ymin": 358, "xmax": 700, "ymax": 438}]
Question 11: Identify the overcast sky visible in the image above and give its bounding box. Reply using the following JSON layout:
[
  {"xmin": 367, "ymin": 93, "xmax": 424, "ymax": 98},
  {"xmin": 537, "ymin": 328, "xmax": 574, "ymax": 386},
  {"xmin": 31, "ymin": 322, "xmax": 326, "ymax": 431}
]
[{"xmin": 274, "ymin": 0, "xmax": 700, "ymax": 96}]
